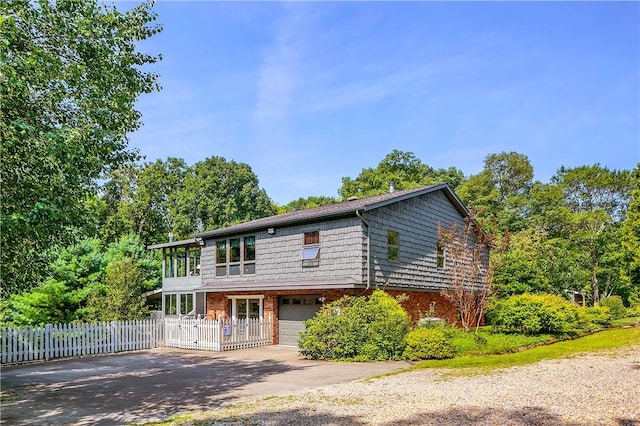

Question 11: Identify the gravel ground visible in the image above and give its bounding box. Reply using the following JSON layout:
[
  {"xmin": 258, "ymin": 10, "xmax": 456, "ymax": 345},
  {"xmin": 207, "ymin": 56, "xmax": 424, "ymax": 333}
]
[{"xmin": 175, "ymin": 346, "xmax": 640, "ymax": 426}]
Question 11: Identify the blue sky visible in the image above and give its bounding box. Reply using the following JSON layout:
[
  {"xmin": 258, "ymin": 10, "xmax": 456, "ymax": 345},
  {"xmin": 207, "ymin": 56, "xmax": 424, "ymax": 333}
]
[{"xmin": 129, "ymin": 1, "xmax": 639, "ymax": 205}]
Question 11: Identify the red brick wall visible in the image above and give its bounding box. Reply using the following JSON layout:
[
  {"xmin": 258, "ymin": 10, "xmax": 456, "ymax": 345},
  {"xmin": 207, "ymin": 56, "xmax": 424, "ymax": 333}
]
[
  {"xmin": 206, "ymin": 288, "xmax": 465, "ymax": 344},
  {"xmin": 385, "ymin": 290, "xmax": 459, "ymax": 325}
]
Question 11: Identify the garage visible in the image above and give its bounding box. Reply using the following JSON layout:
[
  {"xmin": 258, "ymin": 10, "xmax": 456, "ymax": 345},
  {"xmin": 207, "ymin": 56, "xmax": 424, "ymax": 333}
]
[{"xmin": 278, "ymin": 296, "xmax": 323, "ymax": 346}]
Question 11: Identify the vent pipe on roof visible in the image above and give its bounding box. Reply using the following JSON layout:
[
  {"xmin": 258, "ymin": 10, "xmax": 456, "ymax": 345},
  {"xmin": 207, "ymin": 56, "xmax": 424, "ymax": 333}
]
[{"xmin": 389, "ymin": 181, "xmax": 395, "ymax": 193}]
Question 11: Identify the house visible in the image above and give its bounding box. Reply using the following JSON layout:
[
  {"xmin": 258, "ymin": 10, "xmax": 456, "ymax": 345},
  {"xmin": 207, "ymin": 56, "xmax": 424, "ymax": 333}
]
[{"xmin": 148, "ymin": 183, "xmax": 487, "ymax": 346}]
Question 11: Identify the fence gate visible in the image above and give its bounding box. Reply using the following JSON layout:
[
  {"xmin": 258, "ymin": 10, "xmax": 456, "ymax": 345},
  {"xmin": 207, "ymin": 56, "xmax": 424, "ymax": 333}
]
[{"xmin": 163, "ymin": 317, "xmax": 272, "ymax": 352}]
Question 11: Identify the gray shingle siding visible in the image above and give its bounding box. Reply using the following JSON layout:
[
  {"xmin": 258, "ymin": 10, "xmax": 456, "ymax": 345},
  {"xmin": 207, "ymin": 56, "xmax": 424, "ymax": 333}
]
[
  {"xmin": 364, "ymin": 189, "xmax": 466, "ymax": 291},
  {"xmin": 160, "ymin": 184, "xmax": 479, "ymax": 294},
  {"xmin": 200, "ymin": 217, "xmax": 366, "ymax": 287}
]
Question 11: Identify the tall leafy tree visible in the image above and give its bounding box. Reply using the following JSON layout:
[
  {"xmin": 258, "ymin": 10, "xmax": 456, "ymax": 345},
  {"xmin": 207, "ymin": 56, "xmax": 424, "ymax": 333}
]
[
  {"xmin": 86, "ymin": 257, "xmax": 149, "ymax": 321},
  {"xmin": 620, "ymin": 164, "xmax": 640, "ymax": 305},
  {"xmin": 279, "ymin": 195, "xmax": 338, "ymax": 213},
  {"xmin": 340, "ymin": 150, "xmax": 465, "ymax": 199},
  {"xmin": 173, "ymin": 156, "xmax": 277, "ymax": 237},
  {"xmin": 550, "ymin": 165, "xmax": 632, "ymax": 303},
  {"xmin": 1, "ymin": 0, "xmax": 162, "ymax": 295},
  {"xmin": 457, "ymin": 152, "xmax": 533, "ymax": 233},
  {"xmin": 100, "ymin": 158, "xmax": 187, "ymax": 245}
]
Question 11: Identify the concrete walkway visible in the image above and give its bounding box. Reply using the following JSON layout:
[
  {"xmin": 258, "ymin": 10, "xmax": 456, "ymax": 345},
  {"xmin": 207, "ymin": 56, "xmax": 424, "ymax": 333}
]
[{"xmin": 0, "ymin": 346, "xmax": 412, "ymax": 425}]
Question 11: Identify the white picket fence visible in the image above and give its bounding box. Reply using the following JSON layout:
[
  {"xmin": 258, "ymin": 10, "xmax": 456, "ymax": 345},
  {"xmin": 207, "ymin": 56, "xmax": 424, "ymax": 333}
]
[
  {"xmin": 1, "ymin": 319, "xmax": 161, "ymax": 364},
  {"xmin": 164, "ymin": 316, "xmax": 272, "ymax": 352},
  {"xmin": 1, "ymin": 316, "xmax": 274, "ymax": 365}
]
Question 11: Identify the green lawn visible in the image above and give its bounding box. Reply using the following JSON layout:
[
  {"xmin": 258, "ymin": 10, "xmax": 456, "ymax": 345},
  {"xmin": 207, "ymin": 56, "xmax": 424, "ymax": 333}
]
[{"xmin": 410, "ymin": 326, "xmax": 640, "ymax": 372}]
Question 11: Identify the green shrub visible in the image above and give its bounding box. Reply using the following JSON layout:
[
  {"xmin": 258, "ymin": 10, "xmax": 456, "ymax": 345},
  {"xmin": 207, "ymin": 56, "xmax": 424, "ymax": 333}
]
[
  {"xmin": 598, "ymin": 296, "xmax": 626, "ymax": 320},
  {"xmin": 486, "ymin": 293, "xmax": 581, "ymax": 335},
  {"xmin": 298, "ymin": 290, "xmax": 410, "ymax": 361},
  {"xmin": 403, "ymin": 328, "xmax": 455, "ymax": 360},
  {"xmin": 579, "ymin": 305, "xmax": 612, "ymax": 329}
]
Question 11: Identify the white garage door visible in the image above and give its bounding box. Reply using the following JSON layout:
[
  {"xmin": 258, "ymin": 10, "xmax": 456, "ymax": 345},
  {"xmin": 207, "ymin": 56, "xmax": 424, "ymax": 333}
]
[{"xmin": 278, "ymin": 296, "xmax": 322, "ymax": 347}]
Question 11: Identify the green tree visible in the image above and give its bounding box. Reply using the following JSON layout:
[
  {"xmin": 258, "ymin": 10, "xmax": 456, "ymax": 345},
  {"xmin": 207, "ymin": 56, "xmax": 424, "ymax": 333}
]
[
  {"xmin": 620, "ymin": 164, "xmax": 640, "ymax": 304},
  {"xmin": 279, "ymin": 195, "xmax": 338, "ymax": 213},
  {"xmin": 2, "ymin": 239, "xmax": 104, "ymax": 325},
  {"xmin": 100, "ymin": 158, "xmax": 187, "ymax": 244},
  {"xmin": 492, "ymin": 229, "xmax": 554, "ymax": 296},
  {"xmin": 339, "ymin": 150, "xmax": 465, "ymax": 199},
  {"xmin": 86, "ymin": 257, "xmax": 149, "ymax": 321},
  {"xmin": 2, "ymin": 234, "xmax": 159, "ymax": 325},
  {"xmin": 550, "ymin": 165, "xmax": 632, "ymax": 303},
  {"xmin": 1, "ymin": 0, "xmax": 162, "ymax": 295},
  {"xmin": 172, "ymin": 156, "xmax": 277, "ymax": 237},
  {"xmin": 457, "ymin": 152, "xmax": 533, "ymax": 233}
]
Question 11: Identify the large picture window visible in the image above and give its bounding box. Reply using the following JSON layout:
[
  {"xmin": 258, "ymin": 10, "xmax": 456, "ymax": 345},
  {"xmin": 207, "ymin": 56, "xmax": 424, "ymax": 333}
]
[{"xmin": 215, "ymin": 236, "xmax": 256, "ymax": 277}]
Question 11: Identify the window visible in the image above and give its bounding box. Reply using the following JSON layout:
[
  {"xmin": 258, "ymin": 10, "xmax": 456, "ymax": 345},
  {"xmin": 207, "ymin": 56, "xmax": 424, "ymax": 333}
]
[
  {"xmin": 300, "ymin": 230, "xmax": 320, "ymax": 261},
  {"xmin": 180, "ymin": 293, "xmax": 194, "ymax": 314},
  {"xmin": 163, "ymin": 251, "xmax": 174, "ymax": 278},
  {"xmin": 304, "ymin": 231, "xmax": 319, "ymax": 245},
  {"xmin": 300, "ymin": 247, "xmax": 320, "ymax": 260},
  {"xmin": 164, "ymin": 293, "xmax": 177, "ymax": 315},
  {"xmin": 189, "ymin": 248, "xmax": 201, "ymax": 276},
  {"xmin": 216, "ymin": 240, "xmax": 227, "ymax": 276},
  {"xmin": 244, "ymin": 236, "xmax": 256, "ymax": 274},
  {"xmin": 436, "ymin": 242, "xmax": 445, "ymax": 269},
  {"xmin": 215, "ymin": 236, "xmax": 256, "ymax": 276},
  {"xmin": 228, "ymin": 296, "xmax": 263, "ymax": 320},
  {"xmin": 163, "ymin": 247, "xmax": 201, "ymax": 278},
  {"xmin": 229, "ymin": 238, "xmax": 241, "ymax": 275},
  {"xmin": 387, "ymin": 230, "xmax": 399, "ymax": 261},
  {"xmin": 164, "ymin": 292, "xmax": 194, "ymax": 316}
]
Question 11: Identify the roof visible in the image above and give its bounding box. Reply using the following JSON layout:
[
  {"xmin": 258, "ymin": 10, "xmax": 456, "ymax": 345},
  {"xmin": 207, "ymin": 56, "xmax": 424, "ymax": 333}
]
[
  {"xmin": 147, "ymin": 238, "xmax": 201, "ymax": 250},
  {"xmin": 194, "ymin": 183, "xmax": 470, "ymax": 239}
]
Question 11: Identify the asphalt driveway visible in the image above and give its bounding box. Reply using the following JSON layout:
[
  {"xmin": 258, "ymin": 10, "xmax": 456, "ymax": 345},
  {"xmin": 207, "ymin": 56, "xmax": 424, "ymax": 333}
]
[{"xmin": 0, "ymin": 346, "xmax": 412, "ymax": 425}]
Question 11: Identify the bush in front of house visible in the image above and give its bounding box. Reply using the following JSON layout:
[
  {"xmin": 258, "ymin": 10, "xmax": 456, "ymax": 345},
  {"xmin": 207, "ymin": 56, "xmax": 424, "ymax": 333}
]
[
  {"xmin": 486, "ymin": 293, "xmax": 581, "ymax": 335},
  {"xmin": 598, "ymin": 296, "xmax": 626, "ymax": 320},
  {"xmin": 402, "ymin": 328, "xmax": 455, "ymax": 360},
  {"xmin": 298, "ymin": 290, "xmax": 410, "ymax": 361}
]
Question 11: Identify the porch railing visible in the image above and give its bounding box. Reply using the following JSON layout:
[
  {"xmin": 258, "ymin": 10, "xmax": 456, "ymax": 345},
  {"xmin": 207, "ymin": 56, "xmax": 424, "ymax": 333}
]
[{"xmin": 163, "ymin": 316, "xmax": 273, "ymax": 351}]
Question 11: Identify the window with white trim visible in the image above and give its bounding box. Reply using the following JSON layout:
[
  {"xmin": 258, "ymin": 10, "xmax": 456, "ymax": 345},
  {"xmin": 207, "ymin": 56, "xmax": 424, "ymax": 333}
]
[
  {"xmin": 164, "ymin": 292, "xmax": 194, "ymax": 316},
  {"xmin": 228, "ymin": 295, "xmax": 263, "ymax": 320}
]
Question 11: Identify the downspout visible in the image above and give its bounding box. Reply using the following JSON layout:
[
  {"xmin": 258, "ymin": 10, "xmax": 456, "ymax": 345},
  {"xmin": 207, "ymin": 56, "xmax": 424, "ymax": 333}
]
[{"xmin": 355, "ymin": 209, "xmax": 371, "ymax": 293}]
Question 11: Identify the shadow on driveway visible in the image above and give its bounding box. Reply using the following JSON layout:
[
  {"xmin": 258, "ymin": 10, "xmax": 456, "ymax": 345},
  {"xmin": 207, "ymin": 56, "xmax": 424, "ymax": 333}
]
[{"xmin": 1, "ymin": 346, "xmax": 411, "ymax": 425}]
